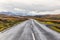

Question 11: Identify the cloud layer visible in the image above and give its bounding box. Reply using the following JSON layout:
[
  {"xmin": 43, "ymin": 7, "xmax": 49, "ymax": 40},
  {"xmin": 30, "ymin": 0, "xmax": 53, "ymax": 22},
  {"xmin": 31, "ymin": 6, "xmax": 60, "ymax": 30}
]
[{"xmin": 0, "ymin": 0, "xmax": 60, "ymax": 15}]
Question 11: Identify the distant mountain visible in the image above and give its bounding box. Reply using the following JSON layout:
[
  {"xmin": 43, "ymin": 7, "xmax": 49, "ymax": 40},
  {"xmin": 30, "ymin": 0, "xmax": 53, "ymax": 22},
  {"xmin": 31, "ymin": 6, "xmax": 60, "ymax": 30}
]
[
  {"xmin": 0, "ymin": 12, "xmax": 16, "ymax": 16},
  {"xmin": 34, "ymin": 14, "xmax": 60, "ymax": 18},
  {"xmin": 0, "ymin": 12, "xmax": 33, "ymax": 16}
]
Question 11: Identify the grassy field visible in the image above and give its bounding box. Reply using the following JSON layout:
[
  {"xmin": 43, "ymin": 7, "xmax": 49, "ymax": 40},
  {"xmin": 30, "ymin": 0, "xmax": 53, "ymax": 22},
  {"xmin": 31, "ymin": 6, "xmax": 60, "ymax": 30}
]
[
  {"xmin": 0, "ymin": 17, "xmax": 28, "ymax": 32},
  {"xmin": 35, "ymin": 18, "xmax": 60, "ymax": 33}
]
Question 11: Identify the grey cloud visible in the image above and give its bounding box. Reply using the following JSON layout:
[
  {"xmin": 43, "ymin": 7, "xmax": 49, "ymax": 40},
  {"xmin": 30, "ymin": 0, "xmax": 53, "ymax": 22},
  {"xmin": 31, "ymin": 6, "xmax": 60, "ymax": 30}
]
[
  {"xmin": 0, "ymin": 2, "xmax": 60, "ymax": 12},
  {"xmin": 0, "ymin": 0, "xmax": 60, "ymax": 15}
]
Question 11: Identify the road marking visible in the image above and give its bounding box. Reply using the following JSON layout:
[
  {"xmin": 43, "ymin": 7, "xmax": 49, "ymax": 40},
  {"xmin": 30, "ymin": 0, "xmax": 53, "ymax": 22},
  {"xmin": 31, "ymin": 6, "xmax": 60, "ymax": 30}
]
[{"xmin": 32, "ymin": 32, "xmax": 35, "ymax": 40}]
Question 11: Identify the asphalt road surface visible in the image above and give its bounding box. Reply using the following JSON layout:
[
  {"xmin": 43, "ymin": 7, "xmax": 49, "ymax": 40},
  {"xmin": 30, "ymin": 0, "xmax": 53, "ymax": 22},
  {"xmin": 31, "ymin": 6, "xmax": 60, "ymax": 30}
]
[{"xmin": 0, "ymin": 19, "xmax": 60, "ymax": 40}]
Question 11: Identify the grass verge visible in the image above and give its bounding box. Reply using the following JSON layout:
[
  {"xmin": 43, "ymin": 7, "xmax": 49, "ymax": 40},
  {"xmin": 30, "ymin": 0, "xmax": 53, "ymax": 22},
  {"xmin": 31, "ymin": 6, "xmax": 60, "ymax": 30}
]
[{"xmin": 35, "ymin": 18, "xmax": 60, "ymax": 33}]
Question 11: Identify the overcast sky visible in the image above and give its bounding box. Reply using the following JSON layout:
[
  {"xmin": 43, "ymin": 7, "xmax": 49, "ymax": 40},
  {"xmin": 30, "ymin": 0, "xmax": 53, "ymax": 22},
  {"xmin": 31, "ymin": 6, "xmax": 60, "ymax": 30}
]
[{"xmin": 0, "ymin": 0, "xmax": 60, "ymax": 15}]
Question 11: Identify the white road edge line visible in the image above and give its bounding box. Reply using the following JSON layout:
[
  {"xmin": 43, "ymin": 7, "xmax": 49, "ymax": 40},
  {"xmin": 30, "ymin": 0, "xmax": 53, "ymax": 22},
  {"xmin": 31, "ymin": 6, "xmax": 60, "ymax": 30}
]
[
  {"xmin": 32, "ymin": 32, "xmax": 35, "ymax": 40},
  {"xmin": 32, "ymin": 20, "xmax": 47, "ymax": 40}
]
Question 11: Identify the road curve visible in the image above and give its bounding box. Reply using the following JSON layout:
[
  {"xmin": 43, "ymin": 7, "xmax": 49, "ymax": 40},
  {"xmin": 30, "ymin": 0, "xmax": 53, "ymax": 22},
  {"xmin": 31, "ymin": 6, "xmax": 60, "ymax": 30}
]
[
  {"xmin": 32, "ymin": 19, "xmax": 60, "ymax": 40},
  {"xmin": 0, "ymin": 19, "xmax": 60, "ymax": 40}
]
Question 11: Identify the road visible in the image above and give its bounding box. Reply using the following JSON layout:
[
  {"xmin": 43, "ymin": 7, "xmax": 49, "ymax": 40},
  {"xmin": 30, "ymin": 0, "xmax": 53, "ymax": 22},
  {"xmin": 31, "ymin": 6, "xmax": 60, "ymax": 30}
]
[{"xmin": 0, "ymin": 19, "xmax": 60, "ymax": 40}]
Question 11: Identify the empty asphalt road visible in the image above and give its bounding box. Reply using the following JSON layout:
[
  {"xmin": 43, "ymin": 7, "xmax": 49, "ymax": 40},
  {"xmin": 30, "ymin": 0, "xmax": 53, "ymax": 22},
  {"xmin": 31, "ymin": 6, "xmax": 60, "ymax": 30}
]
[{"xmin": 0, "ymin": 19, "xmax": 60, "ymax": 40}]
